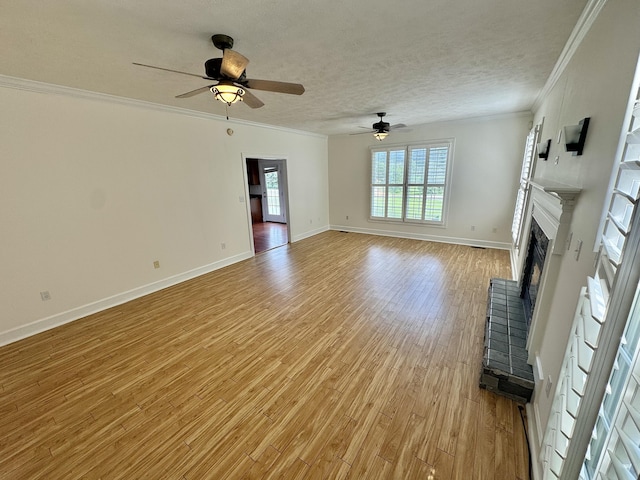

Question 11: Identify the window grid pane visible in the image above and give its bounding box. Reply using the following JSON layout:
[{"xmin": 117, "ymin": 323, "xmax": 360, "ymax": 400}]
[
  {"xmin": 388, "ymin": 150, "xmax": 405, "ymax": 184},
  {"xmin": 370, "ymin": 142, "xmax": 451, "ymax": 224},
  {"xmin": 427, "ymin": 147, "xmax": 448, "ymax": 184},
  {"xmin": 387, "ymin": 186, "xmax": 404, "ymax": 219},
  {"xmin": 511, "ymin": 126, "xmax": 539, "ymax": 245},
  {"xmin": 371, "ymin": 186, "xmax": 386, "ymax": 217},
  {"xmin": 406, "ymin": 186, "xmax": 424, "ymax": 220},
  {"xmin": 425, "ymin": 186, "xmax": 444, "ymax": 221},
  {"xmin": 264, "ymin": 171, "xmax": 281, "ymax": 216},
  {"xmin": 408, "ymin": 148, "xmax": 426, "ymax": 184},
  {"xmin": 372, "ymin": 151, "xmax": 387, "ymax": 184}
]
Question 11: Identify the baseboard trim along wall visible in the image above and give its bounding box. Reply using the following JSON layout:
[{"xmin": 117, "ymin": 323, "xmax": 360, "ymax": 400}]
[
  {"xmin": 2, "ymin": 225, "xmax": 507, "ymax": 346},
  {"xmin": 291, "ymin": 225, "xmax": 330, "ymax": 243},
  {"xmin": 0, "ymin": 251, "xmax": 253, "ymax": 347},
  {"xmin": 330, "ymin": 225, "xmax": 512, "ymax": 251},
  {"xmin": 526, "ymin": 403, "xmax": 543, "ymax": 480}
]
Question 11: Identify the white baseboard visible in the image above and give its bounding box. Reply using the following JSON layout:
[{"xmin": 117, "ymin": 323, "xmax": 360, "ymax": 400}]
[
  {"xmin": 526, "ymin": 403, "xmax": 542, "ymax": 480},
  {"xmin": 0, "ymin": 251, "xmax": 253, "ymax": 347},
  {"xmin": 329, "ymin": 225, "xmax": 511, "ymax": 250},
  {"xmin": 0, "ymin": 225, "xmax": 506, "ymax": 346},
  {"xmin": 291, "ymin": 225, "xmax": 330, "ymax": 242}
]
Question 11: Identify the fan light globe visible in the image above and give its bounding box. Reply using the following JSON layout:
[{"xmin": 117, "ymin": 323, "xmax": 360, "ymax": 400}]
[
  {"xmin": 211, "ymin": 84, "xmax": 245, "ymax": 106},
  {"xmin": 373, "ymin": 131, "xmax": 388, "ymax": 141}
]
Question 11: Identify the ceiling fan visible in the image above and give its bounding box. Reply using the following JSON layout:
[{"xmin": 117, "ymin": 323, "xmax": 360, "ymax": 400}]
[
  {"xmin": 133, "ymin": 34, "xmax": 305, "ymax": 109},
  {"xmin": 352, "ymin": 113, "xmax": 408, "ymax": 141}
]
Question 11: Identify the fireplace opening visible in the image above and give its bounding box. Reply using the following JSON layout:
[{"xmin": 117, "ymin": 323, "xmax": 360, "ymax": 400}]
[{"xmin": 520, "ymin": 219, "xmax": 549, "ymax": 329}]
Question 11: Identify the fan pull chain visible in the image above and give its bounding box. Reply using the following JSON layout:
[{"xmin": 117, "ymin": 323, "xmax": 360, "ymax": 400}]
[{"xmin": 225, "ymin": 104, "xmax": 229, "ymax": 121}]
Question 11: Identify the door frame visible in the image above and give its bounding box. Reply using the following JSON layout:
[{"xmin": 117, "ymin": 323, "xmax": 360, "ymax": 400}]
[{"xmin": 242, "ymin": 154, "xmax": 291, "ymax": 255}]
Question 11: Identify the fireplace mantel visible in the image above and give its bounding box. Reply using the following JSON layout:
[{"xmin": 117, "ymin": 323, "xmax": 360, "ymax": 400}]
[{"xmin": 529, "ymin": 179, "xmax": 582, "ymax": 255}]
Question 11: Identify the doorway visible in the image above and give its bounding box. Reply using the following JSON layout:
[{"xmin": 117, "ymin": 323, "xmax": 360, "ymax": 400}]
[{"xmin": 246, "ymin": 158, "xmax": 290, "ymax": 254}]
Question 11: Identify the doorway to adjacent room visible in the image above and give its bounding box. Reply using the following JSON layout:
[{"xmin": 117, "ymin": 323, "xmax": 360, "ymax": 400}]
[{"xmin": 245, "ymin": 157, "xmax": 290, "ymax": 254}]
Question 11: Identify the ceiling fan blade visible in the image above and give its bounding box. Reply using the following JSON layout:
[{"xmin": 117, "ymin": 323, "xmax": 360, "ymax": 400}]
[
  {"xmin": 349, "ymin": 130, "xmax": 375, "ymax": 136},
  {"xmin": 241, "ymin": 89, "xmax": 265, "ymax": 109},
  {"xmin": 221, "ymin": 50, "xmax": 249, "ymax": 80},
  {"xmin": 244, "ymin": 79, "xmax": 305, "ymax": 95},
  {"xmin": 175, "ymin": 85, "xmax": 214, "ymax": 98},
  {"xmin": 132, "ymin": 62, "xmax": 211, "ymax": 80},
  {"xmin": 390, "ymin": 123, "xmax": 407, "ymax": 129}
]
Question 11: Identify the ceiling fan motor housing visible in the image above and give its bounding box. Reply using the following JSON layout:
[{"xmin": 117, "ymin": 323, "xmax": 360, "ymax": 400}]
[
  {"xmin": 372, "ymin": 112, "xmax": 389, "ymax": 132},
  {"xmin": 373, "ymin": 120, "xmax": 390, "ymax": 132},
  {"xmin": 204, "ymin": 58, "xmax": 222, "ymax": 78}
]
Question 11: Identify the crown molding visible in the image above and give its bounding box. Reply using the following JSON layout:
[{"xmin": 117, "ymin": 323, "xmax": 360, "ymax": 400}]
[
  {"xmin": 0, "ymin": 74, "xmax": 326, "ymax": 139},
  {"xmin": 532, "ymin": 0, "xmax": 608, "ymax": 112}
]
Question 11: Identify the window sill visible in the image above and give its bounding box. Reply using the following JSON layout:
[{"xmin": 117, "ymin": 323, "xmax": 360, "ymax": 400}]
[{"xmin": 368, "ymin": 217, "xmax": 447, "ymax": 229}]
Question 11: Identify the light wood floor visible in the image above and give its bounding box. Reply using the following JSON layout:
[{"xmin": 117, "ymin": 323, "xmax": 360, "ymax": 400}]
[{"xmin": 0, "ymin": 231, "xmax": 529, "ymax": 479}]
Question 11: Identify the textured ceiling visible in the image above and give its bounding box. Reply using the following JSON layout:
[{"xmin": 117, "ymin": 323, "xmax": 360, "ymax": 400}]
[{"xmin": 1, "ymin": 0, "xmax": 587, "ymax": 135}]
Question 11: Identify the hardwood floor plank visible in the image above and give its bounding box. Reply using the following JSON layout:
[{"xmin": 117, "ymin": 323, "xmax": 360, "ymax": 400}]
[
  {"xmin": 496, "ymin": 394, "xmax": 515, "ymax": 434},
  {"xmin": 414, "ymin": 367, "xmax": 454, "ymax": 465},
  {"xmin": 379, "ymin": 389, "xmax": 418, "ymax": 463},
  {"xmin": 252, "ymin": 221, "xmax": 288, "ymax": 253},
  {"xmin": 0, "ymin": 231, "xmax": 515, "ymax": 479},
  {"xmin": 496, "ymin": 425, "xmax": 517, "ymax": 479},
  {"xmin": 304, "ymin": 415, "xmax": 357, "ymax": 478},
  {"xmin": 450, "ymin": 398, "xmax": 480, "ymax": 480},
  {"xmin": 431, "ymin": 448, "xmax": 455, "ymax": 480},
  {"xmin": 513, "ymin": 404, "xmax": 531, "ymax": 480},
  {"xmin": 344, "ymin": 412, "xmax": 392, "ymax": 479},
  {"xmin": 436, "ymin": 364, "xmax": 465, "ymax": 455},
  {"xmin": 319, "ymin": 456, "xmax": 352, "ymax": 480},
  {"xmin": 263, "ymin": 457, "xmax": 309, "ymax": 480},
  {"xmin": 474, "ymin": 389, "xmax": 497, "ymax": 480},
  {"xmin": 242, "ymin": 445, "xmax": 279, "ymax": 479}
]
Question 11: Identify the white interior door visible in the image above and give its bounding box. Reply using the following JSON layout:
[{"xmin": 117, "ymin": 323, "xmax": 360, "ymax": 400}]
[{"xmin": 259, "ymin": 160, "xmax": 287, "ymax": 223}]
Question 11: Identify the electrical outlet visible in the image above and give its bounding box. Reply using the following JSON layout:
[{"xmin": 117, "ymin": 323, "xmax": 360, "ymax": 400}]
[
  {"xmin": 40, "ymin": 291, "xmax": 51, "ymax": 301},
  {"xmin": 153, "ymin": 260, "xmax": 160, "ymax": 269},
  {"xmin": 346, "ymin": 215, "xmax": 349, "ymax": 220},
  {"xmin": 221, "ymin": 243, "xmax": 226, "ymax": 250},
  {"xmin": 471, "ymin": 225, "xmax": 476, "ymax": 231},
  {"xmin": 492, "ymin": 227, "xmax": 497, "ymax": 233},
  {"xmin": 546, "ymin": 375, "xmax": 553, "ymax": 397},
  {"xmin": 238, "ymin": 195, "xmax": 245, "ymax": 203}
]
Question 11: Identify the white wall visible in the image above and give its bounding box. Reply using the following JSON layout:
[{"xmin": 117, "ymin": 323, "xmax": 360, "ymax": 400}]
[
  {"xmin": 0, "ymin": 81, "xmax": 329, "ymax": 344},
  {"xmin": 523, "ymin": 0, "xmax": 640, "ymax": 462},
  {"xmin": 328, "ymin": 113, "xmax": 531, "ymax": 249}
]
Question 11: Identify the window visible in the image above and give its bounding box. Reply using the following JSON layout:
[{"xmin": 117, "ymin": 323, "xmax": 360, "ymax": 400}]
[
  {"xmin": 511, "ymin": 124, "xmax": 540, "ymax": 248},
  {"xmin": 370, "ymin": 141, "xmax": 452, "ymax": 225}
]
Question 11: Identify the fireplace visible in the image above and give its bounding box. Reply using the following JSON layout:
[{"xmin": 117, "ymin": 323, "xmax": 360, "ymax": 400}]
[
  {"xmin": 480, "ymin": 180, "xmax": 581, "ymax": 402},
  {"xmin": 480, "ymin": 220, "xmax": 550, "ymax": 402},
  {"xmin": 520, "ymin": 219, "xmax": 550, "ymax": 330}
]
